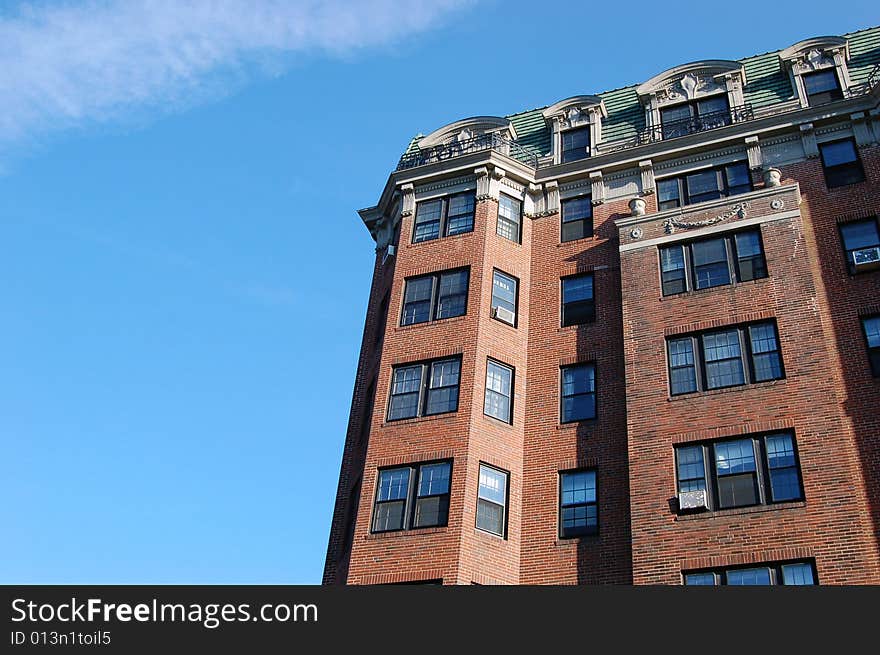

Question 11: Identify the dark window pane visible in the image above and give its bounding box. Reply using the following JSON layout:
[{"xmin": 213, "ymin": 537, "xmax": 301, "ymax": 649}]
[
  {"xmin": 821, "ymin": 140, "xmax": 858, "ymax": 167},
  {"xmin": 561, "ymin": 365, "xmax": 596, "ymax": 422},
  {"xmin": 725, "ymin": 162, "xmax": 751, "ymax": 195},
  {"xmin": 841, "ymin": 220, "xmax": 880, "ymax": 251},
  {"xmin": 676, "ymin": 446, "xmax": 706, "ymax": 494},
  {"xmin": 425, "ymin": 359, "xmax": 460, "ymax": 415},
  {"xmin": 561, "ymin": 127, "xmax": 591, "ymax": 163},
  {"xmin": 413, "ymin": 199, "xmax": 442, "ymax": 242},
  {"xmin": 686, "ymin": 169, "xmax": 722, "ymax": 203},
  {"xmin": 692, "ymin": 238, "xmax": 731, "ymax": 289},
  {"xmin": 484, "ymin": 361, "xmax": 513, "ymax": 423},
  {"xmin": 702, "ymin": 330, "xmax": 744, "ymax": 388},
  {"xmin": 660, "ymin": 245, "xmax": 687, "ymax": 295},
  {"xmin": 374, "ymin": 500, "xmax": 405, "ymax": 531},
  {"xmin": 561, "ymin": 196, "xmax": 592, "ymax": 242},
  {"xmin": 562, "ymin": 274, "xmax": 595, "ymax": 326},
  {"xmin": 413, "ymin": 495, "xmax": 449, "ymax": 528},
  {"xmin": 388, "ymin": 365, "xmax": 422, "ymax": 420},
  {"xmin": 377, "ymin": 468, "xmax": 411, "ymax": 501},
  {"xmin": 436, "ymin": 270, "xmax": 468, "ymax": 319},
  {"xmin": 657, "ymin": 178, "xmax": 681, "ymax": 209},
  {"xmin": 715, "ymin": 439, "xmax": 757, "ymax": 508},
  {"xmin": 684, "ymin": 573, "xmax": 716, "ymax": 586},
  {"xmin": 726, "ymin": 568, "xmax": 771, "ymax": 585},
  {"xmin": 781, "ymin": 563, "xmax": 815, "ymax": 585},
  {"xmin": 559, "ymin": 470, "xmax": 597, "ymax": 537},
  {"xmin": 668, "ymin": 337, "xmax": 698, "ymax": 395},
  {"xmin": 417, "ymin": 462, "xmax": 451, "ymax": 496},
  {"xmin": 445, "ymin": 193, "xmax": 475, "ymax": 236},
  {"xmin": 476, "ymin": 499, "xmax": 504, "ymax": 535},
  {"xmin": 765, "ymin": 434, "xmax": 801, "ymax": 501},
  {"xmin": 401, "ymin": 277, "xmax": 433, "ymax": 325},
  {"xmin": 735, "ymin": 231, "xmax": 767, "ymax": 281},
  {"xmin": 864, "ymin": 316, "xmax": 880, "ymax": 348},
  {"xmin": 803, "ymin": 70, "xmax": 842, "ymax": 104},
  {"xmin": 561, "ymin": 470, "xmax": 597, "ymax": 506},
  {"xmin": 697, "ymin": 95, "xmax": 730, "ymax": 116},
  {"xmin": 749, "ymin": 323, "xmax": 783, "ymax": 381}
]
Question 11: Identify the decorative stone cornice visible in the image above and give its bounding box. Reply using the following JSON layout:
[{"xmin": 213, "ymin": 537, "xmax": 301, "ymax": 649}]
[
  {"xmin": 419, "ymin": 116, "xmax": 516, "ymax": 148},
  {"xmin": 637, "ymin": 60, "xmax": 747, "ymax": 103},
  {"xmin": 779, "ymin": 36, "xmax": 849, "ymax": 72}
]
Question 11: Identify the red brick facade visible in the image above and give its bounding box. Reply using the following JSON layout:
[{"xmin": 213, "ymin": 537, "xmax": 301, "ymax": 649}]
[{"xmin": 324, "ymin": 79, "xmax": 880, "ymax": 587}]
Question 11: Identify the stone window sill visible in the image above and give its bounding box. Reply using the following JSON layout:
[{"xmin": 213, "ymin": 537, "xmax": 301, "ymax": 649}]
[{"xmin": 675, "ymin": 500, "xmax": 806, "ymax": 522}]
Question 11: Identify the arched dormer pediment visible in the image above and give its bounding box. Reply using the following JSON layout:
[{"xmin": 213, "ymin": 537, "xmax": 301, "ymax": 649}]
[
  {"xmin": 542, "ymin": 96, "xmax": 607, "ymax": 164},
  {"xmin": 779, "ymin": 36, "xmax": 852, "ymax": 107},
  {"xmin": 418, "ymin": 116, "xmax": 516, "ymax": 148},
  {"xmin": 637, "ymin": 60, "xmax": 747, "ymax": 106}
]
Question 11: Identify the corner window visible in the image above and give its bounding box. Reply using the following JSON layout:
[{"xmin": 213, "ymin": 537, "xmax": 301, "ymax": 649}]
[
  {"xmin": 388, "ymin": 357, "xmax": 461, "ymax": 421},
  {"xmin": 667, "ymin": 321, "xmax": 784, "ymax": 395},
  {"xmin": 675, "ymin": 432, "xmax": 803, "ymax": 512},
  {"xmin": 802, "ymin": 69, "xmax": 843, "ymax": 105},
  {"xmin": 659, "ymin": 229, "xmax": 768, "ymax": 295},
  {"xmin": 401, "ymin": 269, "xmax": 469, "ymax": 326},
  {"xmin": 561, "ymin": 195, "xmax": 592, "ymax": 243},
  {"xmin": 839, "ymin": 218, "xmax": 880, "ymax": 274},
  {"xmin": 660, "ymin": 95, "xmax": 731, "ymax": 139},
  {"xmin": 862, "ymin": 315, "xmax": 880, "ymax": 377},
  {"xmin": 372, "ymin": 460, "xmax": 452, "ymax": 533},
  {"xmin": 560, "ymin": 363, "xmax": 596, "ymax": 422},
  {"xmin": 413, "ymin": 192, "xmax": 476, "ymax": 243},
  {"xmin": 561, "ymin": 126, "xmax": 591, "ymax": 163},
  {"xmin": 484, "ymin": 360, "xmax": 514, "ymax": 424},
  {"xmin": 819, "ymin": 139, "xmax": 865, "ymax": 189},
  {"xmin": 684, "ymin": 560, "xmax": 816, "ymax": 585},
  {"xmin": 559, "ymin": 469, "xmax": 598, "ymax": 538},
  {"xmin": 657, "ymin": 161, "xmax": 751, "ymax": 210},
  {"xmin": 561, "ymin": 273, "xmax": 595, "ymax": 326},
  {"xmin": 491, "ymin": 270, "xmax": 518, "ymax": 326},
  {"xmin": 476, "ymin": 464, "xmax": 509, "ymax": 537},
  {"xmin": 497, "ymin": 193, "xmax": 522, "ymax": 243}
]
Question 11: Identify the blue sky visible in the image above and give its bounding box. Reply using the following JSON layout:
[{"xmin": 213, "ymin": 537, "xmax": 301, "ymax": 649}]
[{"xmin": 1, "ymin": 1, "xmax": 875, "ymax": 583}]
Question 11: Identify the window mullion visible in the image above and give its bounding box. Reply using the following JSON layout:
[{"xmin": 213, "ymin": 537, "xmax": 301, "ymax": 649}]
[
  {"xmin": 740, "ymin": 327, "xmax": 753, "ymax": 384},
  {"xmin": 702, "ymin": 445, "xmax": 714, "ymax": 510},
  {"xmin": 429, "ymin": 275, "xmax": 439, "ymax": 321},
  {"xmin": 405, "ymin": 465, "xmax": 417, "ymax": 530},
  {"xmin": 695, "ymin": 335, "xmax": 706, "ymax": 391},
  {"xmin": 418, "ymin": 364, "xmax": 429, "ymax": 416},
  {"xmin": 727, "ymin": 235, "xmax": 740, "ymax": 284},
  {"xmin": 752, "ymin": 438, "xmax": 767, "ymax": 504}
]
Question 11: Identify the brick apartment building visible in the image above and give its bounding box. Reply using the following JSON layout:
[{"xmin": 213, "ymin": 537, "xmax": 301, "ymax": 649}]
[{"xmin": 323, "ymin": 26, "xmax": 880, "ymax": 585}]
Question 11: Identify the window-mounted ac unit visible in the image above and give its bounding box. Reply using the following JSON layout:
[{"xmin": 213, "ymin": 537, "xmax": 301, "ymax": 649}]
[
  {"xmin": 493, "ymin": 306, "xmax": 516, "ymax": 325},
  {"xmin": 853, "ymin": 246, "xmax": 880, "ymax": 271},
  {"xmin": 382, "ymin": 244, "xmax": 396, "ymax": 264},
  {"xmin": 678, "ymin": 489, "xmax": 708, "ymax": 511}
]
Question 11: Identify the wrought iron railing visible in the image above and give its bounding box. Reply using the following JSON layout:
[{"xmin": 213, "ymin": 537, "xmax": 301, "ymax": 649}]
[
  {"xmin": 846, "ymin": 62, "xmax": 880, "ymax": 98},
  {"xmin": 637, "ymin": 104, "xmax": 754, "ymax": 145},
  {"xmin": 395, "ymin": 133, "xmax": 540, "ymax": 171}
]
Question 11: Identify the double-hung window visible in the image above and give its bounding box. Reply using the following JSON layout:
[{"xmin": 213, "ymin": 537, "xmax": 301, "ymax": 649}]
[
  {"xmin": 839, "ymin": 218, "xmax": 880, "ymax": 274},
  {"xmin": 659, "ymin": 229, "xmax": 768, "ymax": 295},
  {"xmin": 819, "ymin": 139, "xmax": 865, "ymax": 189},
  {"xmin": 561, "ymin": 195, "xmax": 592, "ymax": 242},
  {"xmin": 561, "ymin": 127, "xmax": 591, "ymax": 163},
  {"xmin": 497, "ymin": 194, "xmax": 522, "ymax": 243},
  {"xmin": 491, "ymin": 270, "xmax": 518, "ymax": 326},
  {"xmin": 684, "ymin": 561, "xmax": 816, "ymax": 586},
  {"xmin": 657, "ymin": 162, "xmax": 751, "ymax": 210},
  {"xmin": 484, "ymin": 360, "xmax": 514, "ymax": 424},
  {"xmin": 667, "ymin": 321, "xmax": 784, "ymax": 395},
  {"xmin": 476, "ymin": 464, "xmax": 509, "ymax": 537},
  {"xmin": 660, "ymin": 95, "xmax": 731, "ymax": 139},
  {"xmin": 674, "ymin": 432, "xmax": 803, "ymax": 511},
  {"xmin": 862, "ymin": 315, "xmax": 880, "ymax": 377},
  {"xmin": 372, "ymin": 460, "xmax": 452, "ymax": 532},
  {"xmin": 560, "ymin": 363, "xmax": 596, "ymax": 422},
  {"xmin": 559, "ymin": 469, "xmax": 598, "ymax": 538},
  {"xmin": 413, "ymin": 192, "xmax": 476, "ymax": 243},
  {"xmin": 401, "ymin": 269, "xmax": 469, "ymax": 326},
  {"xmin": 388, "ymin": 357, "xmax": 461, "ymax": 420},
  {"xmin": 802, "ymin": 69, "xmax": 843, "ymax": 105},
  {"xmin": 561, "ymin": 273, "xmax": 595, "ymax": 326}
]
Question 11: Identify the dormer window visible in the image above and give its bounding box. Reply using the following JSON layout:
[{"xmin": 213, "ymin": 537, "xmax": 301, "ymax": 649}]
[
  {"xmin": 802, "ymin": 69, "xmax": 843, "ymax": 105},
  {"xmin": 779, "ymin": 36, "xmax": 851, "ymax": 108},
  {"xmin": 561, "ymin": 127, "xmax": 591, "ymax": 163},
  {"xmin": 636, "ymin": 61, "xmax": 749, "ymax": 143},
  {"xmin": 542, "ymin": 96, "xmax": 607, "ymax": 165}
]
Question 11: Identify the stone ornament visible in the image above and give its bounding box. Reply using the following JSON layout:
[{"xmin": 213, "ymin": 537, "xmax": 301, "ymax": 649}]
[
  {"xmin": 770, "ymin": 199, "xmax": 785, "ymax": 210},
  {"xmin": 763, "ymin": 167, "xmax": 782, "ymax": 188},
  {"xmin": 663, "ymin": 202, "xmax": 750, "ymax": 234},
  {"xmin": 629, "ymin": 197, "xmax": 647, "ymax": 217},
  {"xmin": 630, "ymin": 227, "xmax": 644, "ymax": 239}
]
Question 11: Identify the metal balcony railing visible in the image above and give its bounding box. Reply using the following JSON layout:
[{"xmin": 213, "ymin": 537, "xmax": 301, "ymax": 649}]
[
  {"xmin": 395, "ymin": 133, "xmax": 539, "ymax": 171},
  {"xmin": 637, "ymin": 104, "xmax": 754, "ymax": 145}
]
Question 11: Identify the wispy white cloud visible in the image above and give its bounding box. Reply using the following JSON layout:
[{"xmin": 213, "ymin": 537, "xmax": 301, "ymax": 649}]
[{"xmin": 0, "ymin": 0, "xmax": 472, "ymax": 146}]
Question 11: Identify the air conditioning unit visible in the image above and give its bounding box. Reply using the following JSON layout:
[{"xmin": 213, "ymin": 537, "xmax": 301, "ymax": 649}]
[
  {"xmin": 678, "ymin": 490, "xmax": 708, "ymax": 511},
  {"xmin": 382, "ymin": 244, "xmax": 396, "ymax": 264},
  {"xmin": 493, "ymin": 306, "xmax": 516, "ymax": 325},
  {"xmin": 853, "ymin": 246, "xmax": 880, "ymax": 271}
]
